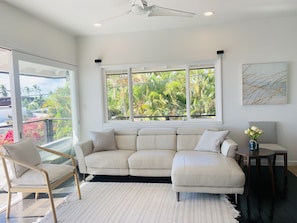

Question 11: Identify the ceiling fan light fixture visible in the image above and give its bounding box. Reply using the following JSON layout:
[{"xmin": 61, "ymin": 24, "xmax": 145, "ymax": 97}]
[{"xmin": 204, "ymin": 11, "xmax": 214, "ymax": 16}]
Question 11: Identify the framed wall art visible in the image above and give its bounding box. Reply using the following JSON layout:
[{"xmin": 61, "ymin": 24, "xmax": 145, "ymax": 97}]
[{"xmin": 242, "ymin": 62, "xmax": 288, "ymax": 105}]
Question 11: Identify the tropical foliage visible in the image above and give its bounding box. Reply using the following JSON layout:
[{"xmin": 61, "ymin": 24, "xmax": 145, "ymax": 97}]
[
  {"xmin": 106, "ymin": 67, "xmax": 215, "ymax": 121},
  {"xmin": 0, "ymin": 81, "xmax": 72, "ymax": 145}
]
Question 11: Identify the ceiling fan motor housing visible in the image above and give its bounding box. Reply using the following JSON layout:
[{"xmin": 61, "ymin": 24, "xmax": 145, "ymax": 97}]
[{"xmin": 131, "ymin": 0, "xmax": 148, "ymax": 15}]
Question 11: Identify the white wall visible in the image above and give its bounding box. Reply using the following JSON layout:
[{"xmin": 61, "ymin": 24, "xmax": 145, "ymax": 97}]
[
  {"xmin": 0, "ymin": 2, "xmax": 77, "ymax": 65},
  {"xmin": 0, "ymin": 2, "xmax": 78, "ymax": 191},
  {"xmin": 77, "ymin": 15, "xmax": 297, "ymax": 165}
]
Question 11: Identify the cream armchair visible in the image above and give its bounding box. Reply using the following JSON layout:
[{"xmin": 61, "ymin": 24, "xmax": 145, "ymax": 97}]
[{"xmin": 0, "ymin": 138, "xmax": 81, "ymax": 223}]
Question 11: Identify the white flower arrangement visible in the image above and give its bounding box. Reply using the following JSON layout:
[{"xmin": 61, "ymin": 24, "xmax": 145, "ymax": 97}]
[{"xmin": 244, "ymin": 126, "xmax": 263, "ymax": 140}]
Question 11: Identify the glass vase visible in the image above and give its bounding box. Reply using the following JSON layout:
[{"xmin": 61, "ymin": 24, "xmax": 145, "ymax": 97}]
[{"xmin": 249, "ymin": 139, "xmax": 259, "ymax": 151}]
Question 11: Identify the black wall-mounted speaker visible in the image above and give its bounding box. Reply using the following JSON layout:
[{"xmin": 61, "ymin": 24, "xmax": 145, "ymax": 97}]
[{"xmin": 216, "ymin": 50, "xmax": 224, "ymax": 55}]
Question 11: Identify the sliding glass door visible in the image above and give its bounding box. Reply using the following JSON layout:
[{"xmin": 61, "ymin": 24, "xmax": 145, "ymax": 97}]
[
  {"xmin": 0, "ymin": 48, "xmax": 80, "ymax": 211},
  {"xmin": 19, "ymin": 60, "xmax": 78, "ymax": 162},
  {"xmin": 0, "ymin": 48, "xmax": 13, "ymax": 144},
  {"xmin": 0, "ymin": 48, "xmax": 19, "ymax": 212},
  {"xmin": 0, "ymin": 50, "xmax": 79, "ymax": 161}
]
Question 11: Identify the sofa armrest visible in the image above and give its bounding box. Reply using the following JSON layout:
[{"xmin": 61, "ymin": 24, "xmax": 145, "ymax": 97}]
[
  {"xmin": 221, "ymin": 138, "xmax": 238, "ymax": 158},
  {"xmin": 74, "ymin": 140, "xmax": 93, "ymax": 174}
]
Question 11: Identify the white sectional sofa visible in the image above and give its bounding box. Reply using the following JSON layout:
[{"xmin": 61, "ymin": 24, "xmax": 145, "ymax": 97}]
[{"xmin": 75, "ymin": 127, "xmax": 245, "ymax": 201}]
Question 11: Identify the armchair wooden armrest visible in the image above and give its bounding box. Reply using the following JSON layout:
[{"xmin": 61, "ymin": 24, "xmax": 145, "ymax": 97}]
[
  {"xmin": 36, "ymin": 145, "xmax": 76, "ymax": 167},
  {"xmin": 0, "ymin": 153, "xmax": 44, "ymax": 173}
]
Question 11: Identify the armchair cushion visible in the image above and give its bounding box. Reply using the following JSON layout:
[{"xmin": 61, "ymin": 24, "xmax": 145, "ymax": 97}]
[
  {"xmin": 91, "ymin": 129, "xmax": 117, "ymax": 152},
  {"xmin": 2, "ymin": 138, "xmax": 41, "ymax": 178},
  {"xmin": 194, "ymin": 130, "xmax": 229, "ymax": 153},
  {"xmin": 11, "ymin": 163, "xmax": 75, "ymax": 186}
]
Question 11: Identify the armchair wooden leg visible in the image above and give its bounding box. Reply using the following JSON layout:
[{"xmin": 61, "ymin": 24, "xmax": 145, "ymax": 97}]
[
  {"xmin": 6, "ymin": 191, "xmax": 11, "ymax": 218},
  {"xmin": 47, "ymin": 186, "xmax": 57, "ymax": 223},
  {"xmin": 48, "ymin": 191, "xmax": 58, "ymax": 223},
  {"xmin": 74, "ymin": 171, "xmax": 82, "ymax": 199},
  {"xmin": 35, "ymin": 192, "xmax": 39, "ymax": 200}
]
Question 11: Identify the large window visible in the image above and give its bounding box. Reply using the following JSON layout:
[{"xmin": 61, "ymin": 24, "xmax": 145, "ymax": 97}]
[
  {"xmin": 189, "ymin": 67, "xmax": 215, "ymax": 119},
  {"xmin": 106, "ymin": 72, "xmax": 129, "ymax": 120},
  {"xmin": 132, "ymin": 70, "xmax": 186, "ymax": 121},
  {"xmin": 104, "ymin": 61, "xmax": 221, "ymax": 123}
]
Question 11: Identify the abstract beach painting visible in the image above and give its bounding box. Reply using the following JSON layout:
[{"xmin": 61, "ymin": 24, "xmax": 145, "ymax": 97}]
[{"xmin": 242, "ymin": 62, "xmax": 288, "ymax": 105}]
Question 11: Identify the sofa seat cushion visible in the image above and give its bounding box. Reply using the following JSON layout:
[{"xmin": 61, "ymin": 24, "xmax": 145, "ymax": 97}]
[
  {"xmin": 128, "ymin": 150, "xmax": 176, "ymax": 169},
  {"xmin": 85, "ymin": 150, "xmax": 135, "ymax": 169},
  {"xmin": 172, "ymin": 151, "xmax": 245, "ymax": 188}
]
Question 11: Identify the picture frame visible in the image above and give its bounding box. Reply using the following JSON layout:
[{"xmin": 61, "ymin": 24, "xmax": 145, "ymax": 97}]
[{"xmin": 242, "ymin": 62, "xmax": 288, "ymax": 105}]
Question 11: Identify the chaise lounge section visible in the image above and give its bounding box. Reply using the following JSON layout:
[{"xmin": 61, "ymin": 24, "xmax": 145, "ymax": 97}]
[{"xmin": 172, "ymin": 128, "xmax": 245, "ymax": 201}]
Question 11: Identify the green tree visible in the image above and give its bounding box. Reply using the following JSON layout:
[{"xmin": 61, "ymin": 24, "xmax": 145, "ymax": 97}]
[
  {"xmin": 0, "ymin": 84, "xmax": 9, "ymax": 97},
  {"xmin": 190, "ymin": 68, "xmax": 215, "ymax": 117},
  {"xmin": 42, "ymin": 82, "xmax": 72, "ymax": 139},
  {"xmin": 107, "ymin": 73, "xmax": 129, "ymax": 120}
]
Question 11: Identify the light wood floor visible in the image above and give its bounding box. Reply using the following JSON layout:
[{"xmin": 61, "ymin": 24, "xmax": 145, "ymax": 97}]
[
  {"xmin": 288, "ymin": 166, "xmax": 297, "ymax": 176},
  {"xmin": 0, "ymin": 179, "xmax": 78, "ymax": 223}
]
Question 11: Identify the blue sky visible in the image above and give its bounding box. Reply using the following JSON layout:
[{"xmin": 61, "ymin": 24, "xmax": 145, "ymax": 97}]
[{"xmin": 0, "ymin": 73, "xmax": 67, "ymax": 97}]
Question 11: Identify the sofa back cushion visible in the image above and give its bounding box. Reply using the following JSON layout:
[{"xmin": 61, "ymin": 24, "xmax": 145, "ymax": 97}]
[
  {"xmin": 137, "ymin": 128, "xmax": 177, "ymax": 151},
  {"xmin": 114, "ymin": 128, "xmax": 138, "ymax": 151},
  {"xmin": 176, "ymin": 128, "xmax": 204, "ymax": 151},
  {"xmin": 176, "ymin": 128, "xmax": 219, "ymax": 151}
]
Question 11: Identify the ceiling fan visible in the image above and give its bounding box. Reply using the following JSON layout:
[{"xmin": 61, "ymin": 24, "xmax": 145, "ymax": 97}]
[
  {"xmin": 98, "ymin": 0, "xmax": 196, "ymax": 24},
  {"xmin": 129, "ymin": 0, "xmax": 196, "ymax": 17}
]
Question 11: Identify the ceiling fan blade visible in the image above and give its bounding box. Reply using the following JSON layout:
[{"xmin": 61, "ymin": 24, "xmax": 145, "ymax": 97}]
[
  {"xmin": 99, "ymin": 10, "xmax": 131, "ymax": 24},
  {"xmin": 148, "ymin": 5, "xmax": 195, "ymax": 17}
]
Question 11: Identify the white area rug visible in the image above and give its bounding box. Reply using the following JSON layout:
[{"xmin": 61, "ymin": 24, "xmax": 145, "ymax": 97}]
[{"xmin": 40, "ymin": 182, "xmax": 239, "ymax": 223}]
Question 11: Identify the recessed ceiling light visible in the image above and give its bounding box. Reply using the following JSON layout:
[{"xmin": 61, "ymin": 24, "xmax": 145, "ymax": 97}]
[
  {"xmin": 204, "ymin": 11, "xmax": 214, "ymax": 17},
  {"xmin": 94, "ymin": 23, "xmax": 102, "ymax": 27}
]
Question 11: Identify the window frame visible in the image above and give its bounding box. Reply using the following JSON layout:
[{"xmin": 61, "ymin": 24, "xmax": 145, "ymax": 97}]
[
  {"xmin": 102, "ymin": 59, "xmax": 222, "ymax": 127},
  {"xmin": 8, "ymin": 50, "xmax": 80, "ymax": 144}
]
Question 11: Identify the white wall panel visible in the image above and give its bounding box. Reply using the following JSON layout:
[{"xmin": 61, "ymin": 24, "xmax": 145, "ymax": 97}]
[
  {"xmin": 0, "ymin": 2, "xmax": 77, "ymax": 65},
  {"xmin": 77, "ymin": 15, "xmax": 297, "ymax": 164}
]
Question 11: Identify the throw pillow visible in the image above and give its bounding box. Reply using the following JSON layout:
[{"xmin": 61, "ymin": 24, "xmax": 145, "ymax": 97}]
[
  {"xmin": 194, "ymin": 130, "xmax": 230, "ymax": 153},
  {"xmin": 2, "ymin": 138, "xmax": 41, "ymax": 178},
  {"xmin": 91, "ymin": 129, "xmax": 117, "ymax": 152}
]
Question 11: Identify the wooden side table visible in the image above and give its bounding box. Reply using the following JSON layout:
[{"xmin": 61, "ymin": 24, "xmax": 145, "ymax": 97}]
[{"xmin": 236, "ymin": 147, "xmax": 275, "ymax": 196}]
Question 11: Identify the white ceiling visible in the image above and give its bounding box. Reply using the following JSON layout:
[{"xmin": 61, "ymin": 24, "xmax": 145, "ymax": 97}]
[{"xmin": 4, "ymin": 0, "xmax": 297, "ymax": 36}]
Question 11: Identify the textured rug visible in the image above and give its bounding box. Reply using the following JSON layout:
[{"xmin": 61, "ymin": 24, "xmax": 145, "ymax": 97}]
[{"xmin": 40, "ymin": 182, "xmax": 240, "ymax": 223}]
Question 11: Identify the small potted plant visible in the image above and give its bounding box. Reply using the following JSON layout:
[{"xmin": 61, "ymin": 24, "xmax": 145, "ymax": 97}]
[{"xmin": 244, "ymin": 126, "xmax": 263, "ymax": 151}]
